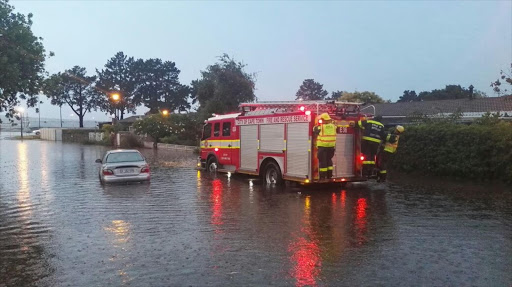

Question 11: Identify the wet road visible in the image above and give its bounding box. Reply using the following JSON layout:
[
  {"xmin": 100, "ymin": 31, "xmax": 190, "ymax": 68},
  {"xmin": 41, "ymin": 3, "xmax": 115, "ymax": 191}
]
[{"xmin": 1, "ymin": 134, "xmax": 511, "ymax": 286}]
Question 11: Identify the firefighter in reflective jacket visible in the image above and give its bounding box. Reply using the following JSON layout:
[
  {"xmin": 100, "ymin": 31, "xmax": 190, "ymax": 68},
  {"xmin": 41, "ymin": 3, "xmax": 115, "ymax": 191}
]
[
  {"xmin": 376, "ymin": 125, "xmax": 404, "ymax": 182},
  {"xmin": 357, "ymin": 115, "xmax": 385, "ymax": 170},
  {"xmin": 313, "ymin": 113, "xmax": 337, "ymax": 179}
]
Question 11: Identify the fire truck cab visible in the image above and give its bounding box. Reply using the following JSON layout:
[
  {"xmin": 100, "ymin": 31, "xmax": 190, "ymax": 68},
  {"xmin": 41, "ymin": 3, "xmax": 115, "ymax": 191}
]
[{"xmin": 199, "ymin": 101, "xmax": 371, "ymax": 185}]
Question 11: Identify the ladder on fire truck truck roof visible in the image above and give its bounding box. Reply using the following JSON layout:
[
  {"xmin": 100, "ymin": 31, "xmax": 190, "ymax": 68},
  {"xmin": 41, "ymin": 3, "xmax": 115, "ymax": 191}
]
[{"xmin": 239, "ymin": 100, "xmax": 363, "ymax": 115}]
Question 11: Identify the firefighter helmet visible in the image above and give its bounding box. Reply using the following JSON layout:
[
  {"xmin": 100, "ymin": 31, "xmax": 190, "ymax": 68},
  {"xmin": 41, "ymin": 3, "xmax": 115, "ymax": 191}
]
[
  {"xmin": 320, "ymin": 113, "xmax": 331, "ymax": 121},
  {"xmin": 396, "ymin": 125, "xmax": 405, "ymax": 133}
]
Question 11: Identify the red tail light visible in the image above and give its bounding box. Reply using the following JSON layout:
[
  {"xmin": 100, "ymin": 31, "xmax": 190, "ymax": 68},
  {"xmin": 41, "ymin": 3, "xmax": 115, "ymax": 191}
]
[
  {"xmin": 360, "ymin": 155, "xmax": 365, "ymax": 161},
  {"xmin": 102, "ymin": 169, "xmax": 114, "ymax": 175},
  {"xmin": 141, "ymin": 165, "xmax": 150, "ymax": 173}
]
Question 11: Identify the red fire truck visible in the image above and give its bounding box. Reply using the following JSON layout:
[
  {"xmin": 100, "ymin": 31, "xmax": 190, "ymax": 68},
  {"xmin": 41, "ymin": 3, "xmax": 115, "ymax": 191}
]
[{"xmin": 198, "ymin": 101, "xmax": 372, "ymax": 185}]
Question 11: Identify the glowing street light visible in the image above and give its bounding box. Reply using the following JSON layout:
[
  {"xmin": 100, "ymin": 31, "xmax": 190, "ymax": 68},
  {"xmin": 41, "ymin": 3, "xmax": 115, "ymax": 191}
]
[
  {"xmin": 161, "ymin": 109, "xmax": 170, "ymax": 117},
  {"xmin": 110, "ymin": 93, "xmax": 122, "ymax": 121},
  {"xmin": 111, "ymin": 93, "xmax": 120, "ymax": 102}
]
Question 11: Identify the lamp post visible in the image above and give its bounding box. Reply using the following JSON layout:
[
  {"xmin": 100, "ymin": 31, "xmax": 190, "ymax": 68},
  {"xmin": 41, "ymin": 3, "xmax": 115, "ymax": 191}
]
[
  {"xmin": 111, "ymin": 93, "xmax": 121, "ymax": 123},
  {"xmin": 161, "ymin": 109, "xmax": 170, "ymax": 117},
  {"xmin": 15, "ymin": 107, "xmax": 24, "ymax": 140}
]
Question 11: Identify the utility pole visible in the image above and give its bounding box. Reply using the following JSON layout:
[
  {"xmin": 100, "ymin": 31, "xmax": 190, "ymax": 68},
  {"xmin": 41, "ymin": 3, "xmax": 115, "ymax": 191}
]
[
  {"xmin": 20, "ymin": 113, "xmax": 23, "ymax": 140},
  {"xmin": 38, "ymin": 103, "xmax": 41, "ymax": 129},
  {"xmin": 60, "ymin": 105, "xmax": 63, "ymax": 127}
]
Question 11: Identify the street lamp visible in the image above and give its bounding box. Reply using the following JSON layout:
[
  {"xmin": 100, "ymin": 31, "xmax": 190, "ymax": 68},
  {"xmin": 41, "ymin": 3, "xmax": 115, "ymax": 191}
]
[
  {"xmin": 15, "ymin": 107, "xmax": 24, "ymax": 140},
  {"xmin": 110, "ymin": 93, "xmax": 121, "ymax": 121},
  {"xmin": 161, "ymin": 109, "xmax": 170, "ymax": 117}
]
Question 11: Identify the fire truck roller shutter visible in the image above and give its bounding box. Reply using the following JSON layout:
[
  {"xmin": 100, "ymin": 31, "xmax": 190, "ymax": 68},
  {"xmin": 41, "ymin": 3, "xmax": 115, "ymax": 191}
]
[
  {"xmin": 334, "ymin": 133, "xmax": 355, "ymax": 177},
  {"xmin": 240, "ymin": 125, "xmax": 258, "ymax": 171},
  {"xmin": 286, "ymin": 123, "xmax": 310, "ymax": 178},
  {"xmin": 260, "ymin": 124, "xmax": 284, "ymax": 152}
]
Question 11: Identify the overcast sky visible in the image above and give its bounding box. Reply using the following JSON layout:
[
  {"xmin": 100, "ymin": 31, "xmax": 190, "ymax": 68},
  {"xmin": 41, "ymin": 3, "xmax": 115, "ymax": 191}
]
[{"xmin": 12, "ymin": 0, "xmax": 512, "ymax": 122}]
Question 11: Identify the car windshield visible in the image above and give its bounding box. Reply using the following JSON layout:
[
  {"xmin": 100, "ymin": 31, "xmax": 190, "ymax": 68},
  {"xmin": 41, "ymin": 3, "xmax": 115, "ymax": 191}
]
[{"xmin": 106, "ymin": 152, "xmax": 144, "ymax": 163}]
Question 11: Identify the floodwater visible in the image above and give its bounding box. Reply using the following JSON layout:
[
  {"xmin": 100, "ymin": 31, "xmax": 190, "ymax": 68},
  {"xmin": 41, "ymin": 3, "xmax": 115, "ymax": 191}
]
[{"xmin": 0, "ymin": 134, "xmax": 511, "ymax": 286}]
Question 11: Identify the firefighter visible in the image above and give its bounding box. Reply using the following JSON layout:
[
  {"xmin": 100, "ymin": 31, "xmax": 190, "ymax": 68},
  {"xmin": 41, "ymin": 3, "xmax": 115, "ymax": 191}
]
[
  {"xmin": 376, "ymin": 125, "xmax": 405, "ymax": 182},
  {"xmin": 357, "ymin": 115, "xmax": 385, "ymax": 177},
  {"xmin": 313, "ymin": 113, "xmax": 337, "ymax": 179}
]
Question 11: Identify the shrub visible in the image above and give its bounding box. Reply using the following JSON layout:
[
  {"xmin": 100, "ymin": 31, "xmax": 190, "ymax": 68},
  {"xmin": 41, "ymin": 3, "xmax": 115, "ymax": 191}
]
[{"xmin": 390, "ymin": 121, "xmax": 512, "ymax": 182}]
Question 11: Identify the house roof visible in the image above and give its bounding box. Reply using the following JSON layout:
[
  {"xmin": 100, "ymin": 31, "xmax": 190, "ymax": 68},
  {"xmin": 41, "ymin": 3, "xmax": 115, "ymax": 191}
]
[
  {"xmin": 366, "ymin": 96, "xmax": 512, "ymax": 117},
  {"xmin": 118, "ymin": 115, "xmax": 145, "ymax": 124}
]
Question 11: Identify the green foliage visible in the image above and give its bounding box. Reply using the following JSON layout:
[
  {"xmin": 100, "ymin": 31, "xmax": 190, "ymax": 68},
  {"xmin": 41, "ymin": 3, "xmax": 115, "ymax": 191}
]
[
  {"xmin": 474, "ymin": 112, "xmax": 502, "ymax": 125},
  {"xmin": 336, "ymin": 91, "xmax": 385, "ymax": 104},
  {"xmin": 397, "ymin": 85, "xmax": 485, "ymax": 103},
  {"xmin": 391, "ymin": 120, "xmax": 512, "ymax": 182},
  {"xmin": 43, "ymin": 66, "xmax": 99, "ymax": 127},
  {"xmin": 132, "ymin": 114, "xmax": 172, "ymax": 144},
  {"xmin": 491, "ymin": 63, "xmax": 512, "ymax": 96},
  {"xmin": 160, "ymin": 113, "xmax": 201, "ymax": 146},
  {"xmin": 101, "ymin": 123, "xmax": 123, "ymax": 134},
  {"xmin": 0, "ymin": 0, "xmax": 51, "ymax": 120},
  {"xmin": 132, "ymin": 113, "xmax": 200, "ymax": 146},
  {"xmin": 192, "ymin": 54, "xmax": 256, "ymax": 119},
  {"xmin": 295, "ymin": 79, "xmax": 328, "ymax": 101}
]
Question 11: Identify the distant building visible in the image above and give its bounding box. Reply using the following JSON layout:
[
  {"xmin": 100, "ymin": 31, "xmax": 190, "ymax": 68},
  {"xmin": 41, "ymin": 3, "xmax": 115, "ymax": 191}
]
[
  {"xmin": 118, "ymin": 115, "xmax": 146, "ymax": 131},
  {"xmin": 363, "ymin": 96, "xmax": 512, "ymax": 126}
]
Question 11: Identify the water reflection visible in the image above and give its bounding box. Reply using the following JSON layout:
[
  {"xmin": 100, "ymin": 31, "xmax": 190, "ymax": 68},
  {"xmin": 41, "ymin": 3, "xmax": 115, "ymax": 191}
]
[
  {"xmin": 289, "ymin": 195, "xmax": 321, "ymax": 287},
  {"xmin": 355, "ymin": 197, "xmax": 368, "ymax": 246},
  {"xmin": 211, "ymin": 179, "xmax": 224, "ymax": 229},
  {"xmin": 104, "ymin": 219, "xmax": 132, "ymax": 285},
  {"xmin": 17, "ymin": 143, "xmax": 30, "ymax": 211}
]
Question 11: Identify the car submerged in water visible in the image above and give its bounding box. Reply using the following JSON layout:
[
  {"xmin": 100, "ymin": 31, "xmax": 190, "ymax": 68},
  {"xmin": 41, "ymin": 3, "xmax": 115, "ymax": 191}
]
[{"xmin": 96, "ymin": 150, "xmax": 150, "ymax": 184}]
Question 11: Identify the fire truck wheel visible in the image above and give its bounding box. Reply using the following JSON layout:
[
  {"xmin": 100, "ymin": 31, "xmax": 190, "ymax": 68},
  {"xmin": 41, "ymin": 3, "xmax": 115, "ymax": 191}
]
[
  {"xmin": 207, "ymin": 157, "xmax": 218, "ymax": 173},
  {"xmin": 262, "ymin": 161, "xmax": 284, "ymax": 185}
]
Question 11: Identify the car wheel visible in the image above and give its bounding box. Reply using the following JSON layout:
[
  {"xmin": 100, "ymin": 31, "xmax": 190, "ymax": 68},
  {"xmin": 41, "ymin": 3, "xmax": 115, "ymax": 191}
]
[{"xmin": 262, "ymin": 161, "xmax": 283, "ymax": 185}]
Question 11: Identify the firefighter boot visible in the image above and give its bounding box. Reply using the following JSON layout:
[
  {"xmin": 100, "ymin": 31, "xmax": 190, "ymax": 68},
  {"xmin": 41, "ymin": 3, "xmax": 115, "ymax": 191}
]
[
  {"xmin": 327, "ymin": 169, "xmax": 333, "ymax": 179},
  {"xmin": 378, "ymin": 171, "xmax": 387, "ymax": 182},
  {"xmin": 319, "ymin": 171, "xmax": 327, "ymax": 180}
]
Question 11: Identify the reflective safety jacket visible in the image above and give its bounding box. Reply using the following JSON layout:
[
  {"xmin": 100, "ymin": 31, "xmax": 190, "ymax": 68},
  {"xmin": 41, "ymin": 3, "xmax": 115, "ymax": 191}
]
[
  {"xmin": 358, "ymin": 120, "xmax": 384, "ymax": 143},
  {"xmin": 384, "ymin": 133, "xmax": 400, "ymax": 153},
  {"xmin": 314, "ymin": 123, "xmax": 336, "ymax": 148}
]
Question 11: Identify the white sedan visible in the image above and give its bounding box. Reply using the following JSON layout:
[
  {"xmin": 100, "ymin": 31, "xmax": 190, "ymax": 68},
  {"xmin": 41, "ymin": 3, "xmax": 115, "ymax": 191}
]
[{"xmin": 96, "ymin": 150, "xmax": 150, "ymax": 184}]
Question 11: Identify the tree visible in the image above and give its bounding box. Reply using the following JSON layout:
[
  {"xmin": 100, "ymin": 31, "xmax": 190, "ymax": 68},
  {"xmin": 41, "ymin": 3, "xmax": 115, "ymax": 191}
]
[
  {"xmin": 132, "ymin": 114, "xmax": 172, "ymax": 148},
  {"xmin": 192, "ymin": 54, "xmax": 256, "ymax": 118},
  {"xmin": 295, "ymin": 79, "xmax": 328, "ymax": 101},
  {"xmin": 0, "ymin": 0, "xmax": 52, "ymax": 120},
  {"xmin": 336, "ymin": 91, "xmax": 385, "ymax": 104},
  {"xmin": 43, "ymin": 66, "xmax": 98, "ymax": 127},
  {"xmin": 397, "ymin": 90, "xmax": 419, "ymax": 102},
  {"xmin": 491, "ymin": 63, "xmax": 512, "ymax": 96},
  {"xmin": 160, "ymin": 113, "xmax": 202, "ymax": 146},
  {"xmin": 132, "ymin": 58, "xmax": 190, "ymax": 114},
  {"xmin": 399, "ymin": 85, "xmax": 486, "ymax": 102},
  {"xmin": 330, "ymin": 90, "xmax": 343, "ymax": 101},
  {"xmin": 95, "ymin": 52, "xmax": 138, "ymax": 119}
]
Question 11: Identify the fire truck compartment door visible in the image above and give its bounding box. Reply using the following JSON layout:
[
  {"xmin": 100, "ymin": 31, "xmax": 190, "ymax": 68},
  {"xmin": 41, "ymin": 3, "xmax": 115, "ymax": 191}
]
[
  {"xmin": 260, "ymin": 124, "xmax": 284, "ymax": 152},
  {"xmin": 334, "ymin": 133, "xmax": 355, "ymax": 177},
  {"xmin": 240, "ymin": 125, "xmax": 258, "ymax": 171},
  {"xmin": 286, "ymin": 123, "xmax": 310, "ymax": 178}
]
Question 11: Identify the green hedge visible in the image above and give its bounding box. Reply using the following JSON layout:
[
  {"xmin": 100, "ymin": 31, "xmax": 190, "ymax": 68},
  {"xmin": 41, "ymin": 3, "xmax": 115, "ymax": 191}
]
[{"xmin": 390, "ymin": 121, "xmax": 512, "ymax": 182}]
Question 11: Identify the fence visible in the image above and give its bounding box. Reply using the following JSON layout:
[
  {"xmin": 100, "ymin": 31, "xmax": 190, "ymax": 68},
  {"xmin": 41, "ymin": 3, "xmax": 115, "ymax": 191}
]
[{"xmin": 40, "ymin": 128, "xmax": 63, "ymax": 141}]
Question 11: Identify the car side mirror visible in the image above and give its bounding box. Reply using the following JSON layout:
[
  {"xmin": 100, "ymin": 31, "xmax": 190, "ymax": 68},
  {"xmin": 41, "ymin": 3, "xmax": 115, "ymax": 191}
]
[{"xmin": 95, "ymin": 159, "xmax": 102, "ymax": 163}]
